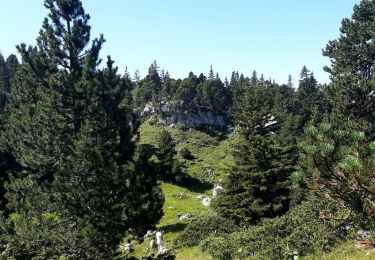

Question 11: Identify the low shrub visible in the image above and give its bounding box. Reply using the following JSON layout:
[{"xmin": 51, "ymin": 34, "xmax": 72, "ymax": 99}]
[
  {"xmin": 174, "ymin": 215, "xmax": 238, "ymax": 247},
  {"xmin": 179, "ymin": 147, "xmax": 194, "ymax": 160},
  {"xmin": 201, "ymin": 197, "xmax": 348, "ymax": 259}
]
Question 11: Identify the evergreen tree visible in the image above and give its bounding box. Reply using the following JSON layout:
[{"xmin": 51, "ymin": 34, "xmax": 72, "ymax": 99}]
[
  {"xmin": 213, "ymin": 84, "xmax": 293, "ymax": 225},
  {"xmin": 287, "ymin": 74, "xmax": 293, "ymax": 88},
  {"xmin": 0, "ymin": 53, "xmax": 6, "ymax": 111},
  {"xmin": 0, "ymin": 1, "xmax": 163, "ymax": 258},
  {"xmin": 133, "ymin": 61, "xmax": 162, "ymax": 108},
  {"xmin": 294, "ymin": 66, "xmax": 324, "ymax": 128},
  {"xmin": 160, "ymin": 71, "xmax": 175, "ymax": 101},
  {"xmin": 157, "ymin": 129, "xmax": 178, "ymax": 181},
  {"xmin": 198, "ymin": 77, "xmax": 230, "ymax": 114},
  {"xmin": 174, "ymin": 72, "xmax": 199, "ymax": 110},
  {"xmin": 296, "ymin": 0, "xmax": 375, "ymax": 219},
  {"xmin": 323, "ymin": 0, "xmax": 375, "ymax": 79},
  {"xmin": 298, "ymin": 123, "xmax": 375, "ymax": 216},
  {"xmin": 250, "ymin": 70, "xmax": 258, "ymax": 85},
  {"xmin": 5, "ymin": 54, "xmax": 19, "ymax": 80},
  {"xmin": 208, "ymin": 65, "xmax": 215, "ymax": 80}
]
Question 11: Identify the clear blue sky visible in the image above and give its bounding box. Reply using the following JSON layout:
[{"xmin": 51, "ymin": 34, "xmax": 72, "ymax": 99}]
[{"xmin": 1, "ymin": 0, "xmax": 360, "ymax": 84}]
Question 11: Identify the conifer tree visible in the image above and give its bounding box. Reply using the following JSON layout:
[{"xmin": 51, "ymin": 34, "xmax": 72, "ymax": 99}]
[
  {"xmin": 208, "ymin": 65, "xmax": 215, "ymax": 80},
  {"xmin": 133, "ymin": 61, "xmax": 162, "ymax": 108},
  {"xmin": 0, "ymin": 53, "xmax": 6, "ymax": 111},
  {"xmin": 213, "ymin": 84, "xmax": 293, "ymax": 225},
  {"xmin": 157, "ymin": 129, "xmax": 178, "ymax": 181},
  {"xmin": 0, "ymin": 1, "xmax": 163, "ymax": 258},
  {"xmin": 323, "ymin": 0, "xmax": 375, "ymax": 79},
  {"xmin": 296, "ymin": 0, "xmax": 375, "ymax": 219}
]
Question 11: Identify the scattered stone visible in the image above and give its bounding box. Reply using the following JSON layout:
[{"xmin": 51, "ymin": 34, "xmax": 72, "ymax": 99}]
[
  {"xmin": 145, "ymin": 230, "xmax": 153, "ymax": 239},
  {"xmin": 123, "ymin": 242, "xmax": 132, "ymax": 253},
  {"xmin": 176, "ymin": 212, "xmax": 193, "ymax": 220},
  {"xmin": 138, "ymin": 102, "xmax": 226, "ymax": 128},
  {"xmin": 356, "ymin": 230, "xmax": 375, "ymax": 248},
  {"xmin": 178, "ymin": 192, "xmax": 186, "ymax": 198},
  {"xmin": 212, "ymin": 184, "xmax": 223, "ymax": 197},
  {"xmin": 202, "ymin": 197, "xmax": 211, "ymax": 207},
  {"xmin": 149, "ymin": 239, "xmax": 155, "ymax": 249},
  {"xmin": 357, "ymin": 230, "xmax": 372, "ymax": 241},
  {"xmin": 196, "ymin": 195, "xmax": 205, "ymax": 200}
]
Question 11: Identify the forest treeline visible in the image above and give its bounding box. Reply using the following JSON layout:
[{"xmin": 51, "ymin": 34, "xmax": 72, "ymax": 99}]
[{"xmin": 0, "ymin": 0, "xmax": 374, "ymax": 259}]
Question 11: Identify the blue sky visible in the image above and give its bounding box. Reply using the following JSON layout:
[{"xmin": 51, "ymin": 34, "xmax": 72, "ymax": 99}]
[{"xmin": 1, "ymin": 0, "xmax": 359, "ymax": 84}]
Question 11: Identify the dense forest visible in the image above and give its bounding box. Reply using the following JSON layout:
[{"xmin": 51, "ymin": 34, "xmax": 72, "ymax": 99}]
[{"xmin": 0, "ymin": 0, "xmax": 374, "ymax": 259}]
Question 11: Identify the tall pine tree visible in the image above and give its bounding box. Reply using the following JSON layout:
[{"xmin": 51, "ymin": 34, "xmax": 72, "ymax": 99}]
[
  {"xmin": 213, "ymin": 84, "xmax": 294, "ymax": 225},
  {"xmin": 0, "ymin": 1, "xmax": 163, "ymax": 258}
]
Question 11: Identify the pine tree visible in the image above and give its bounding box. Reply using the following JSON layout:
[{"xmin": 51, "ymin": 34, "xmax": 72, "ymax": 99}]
[
  {"xmin": 208, "ymin": 65, "xmax": 215, "ymax": 80},
  {"xmin": 213, "ymin": 84, "xmax": 293, "ymax": 225},
  {"xmin": 198, "ymin": 77, "xmax": 230, "ymax": 114},
  {"xmin": 0, "ymin": 53, "xmax": 6, "ymax": 111},
  {"xmin": 296, "ymin": 0, "xmax": 375, "ymax": 219},
  {"xmin": 298, "ymin": 123, "xmax": 375, "ymax": 216},
  {"xmin": 250, "ymin": 70, "xmax": 258, "ymax": 85},
  {"xmin": 0, "ymin": 1, "xmax": 163, "ymax": 258},
  {"xmin": 157, "ymin": 129, "xmax": 178, "ymax": 181},
  {"xmin": 174, "ymin": 72, "xmax": 199, "ymax": 110},
  {"xmin": 0, "ymin": 54, "xmax": 19, "ymax": 113},
  {"xmin": 294, "ymin": 66, "xmax": 324, "ymax": 129},
  {"xmin": 287, "ymin": 74, "xmax": 293, "ymax": 88},
  {"xmin": 133, "ymin": 61, "xmax": 162, "ymax": 108},
  {"xmin": 323, "ymin": 0, "xmax": 375, "ymax": 79}
]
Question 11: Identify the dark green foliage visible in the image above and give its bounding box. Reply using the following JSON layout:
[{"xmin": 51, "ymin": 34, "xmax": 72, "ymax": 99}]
[
  {"xmin": 157, "ymin": 129, "xmax": 179, "ymax": 181},
  {"xmin": 179, "ymin": 147, "xmax": 193, "ymax": 160},
  {"xmin": 325, "ymin": 77, "xmax": 375, "ymax": 140},
  {"xmin": 197, "ymin": 78, "xmax": 230, "ymax": 115},
  {"xmin": 134, "ymin": 61, "xmax": 162, "ymax": 108},
  {"xmin": 175, "ymin": 215, "xmax": 238, "ymax": 247},
  {"xmin": 0, "ymin": 53, "xmax": 19, "ymax": 113},
  {"xmin": 294, "ymin": 67, "xmax": 325, "ymax": 127},
  {"xmin": 321, "ymin": 1, "xmax": 375, "ymax": 141},
  {"xmin": 300, "ymin": 0, "xmax": 375, "ymax": 219},
  {"xmin": 0, "ymin": 53, "xmax": 7, "ymax": 112},
  {"xmin": 213, "ymin": 84, "xmax": 294, "ymax": 225},
  {"xmin": 298, "ymin": 123, "xmax": 375, "ymax": 216},
  {"xmin": 174, "ymin": 72, "xmax": 200, "ymax": 111},
  {"xmin": 323, "ymin": 0, "xmax": 375, "ymax": 79},
  {"xmin": 202, "ymin": 197, "xmax": 346, "ymax": 260},
  {"xmin": 0, "ymin": 0, "xmax": 163, "ymax": 258}
]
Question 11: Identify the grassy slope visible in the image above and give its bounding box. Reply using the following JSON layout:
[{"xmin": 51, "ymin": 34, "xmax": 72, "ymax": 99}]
[
  {"xmin": 127, "ymin": 124, "xmax": 234, "ymax": 259},
  {"xmin": 303, "ymin": 240, "xmax": 375, "ymax": 260},
  {"xmin": 126, "ymin": 123, "xmax": 374, "ymax": 260},
  {"xmin": 139, "ymin": 124, "xmax": 235, "ymax": 181}
]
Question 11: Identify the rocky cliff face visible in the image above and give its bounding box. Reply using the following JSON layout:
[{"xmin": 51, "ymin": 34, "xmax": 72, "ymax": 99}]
[{"xmin": 135, "ymin": 102, "xmax": 226, "ymax": 128}]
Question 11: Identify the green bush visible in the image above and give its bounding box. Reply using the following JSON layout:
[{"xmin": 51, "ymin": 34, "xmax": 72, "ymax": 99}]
[
  {"xmin": 174, "ymin": 215, "xmax": 238, "ymax": 247},
  {"xmin": 179, "ymin": 147, "xmax": 194, "ymax": 160},
  {"xmin": 201, "ymin": 197, "xmax": 347, "ymax": 259}
]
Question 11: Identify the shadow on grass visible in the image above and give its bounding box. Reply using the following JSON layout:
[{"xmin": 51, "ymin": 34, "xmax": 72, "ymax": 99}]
[
  {"xmin": 195, "ymin": 124, "xmax": 230, "ymax": 141},
  {"xmin": 160, "ymin": 222, "xmax": 188, "ymax": 234},
  {"xmin": 173, "ymin": 173, "xmax": 213, "ymax": 193}
]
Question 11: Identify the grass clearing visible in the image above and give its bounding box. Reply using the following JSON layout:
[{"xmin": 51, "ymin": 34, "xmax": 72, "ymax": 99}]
[
  {"xmin": 123, "ymin": 124, "xmax": 232, "ymax": 259},
  {"xmin": 303, "ymin": 240, "xmax": 375, "ymax": 260}
]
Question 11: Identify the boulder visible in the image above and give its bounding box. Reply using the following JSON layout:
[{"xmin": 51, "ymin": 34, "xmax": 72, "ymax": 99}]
[
  {"xmin": 202, "ymin": 197, "xmax": 211, "ymax": 207},
  {"xmin": 137, "ymin": 102, "xmax": 226, "ymax": 128}
]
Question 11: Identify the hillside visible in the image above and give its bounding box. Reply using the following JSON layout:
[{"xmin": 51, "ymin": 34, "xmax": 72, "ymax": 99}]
[
  {"xmin": 124, "ymin": 123, "xmax": 375, "ymax": 260},
  {"xmin": 124, "ymin": 123, "xmax": 233, "ymax": 259}
]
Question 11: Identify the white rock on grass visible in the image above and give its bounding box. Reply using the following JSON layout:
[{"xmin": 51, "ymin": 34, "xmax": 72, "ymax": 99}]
[
  {"xmin": 202, "ymin": 197, "xmax": 211, "ymax": 206},
  {"xmin": 196, "ymin": 195, "xmax": 205, "ymax": 200}
]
